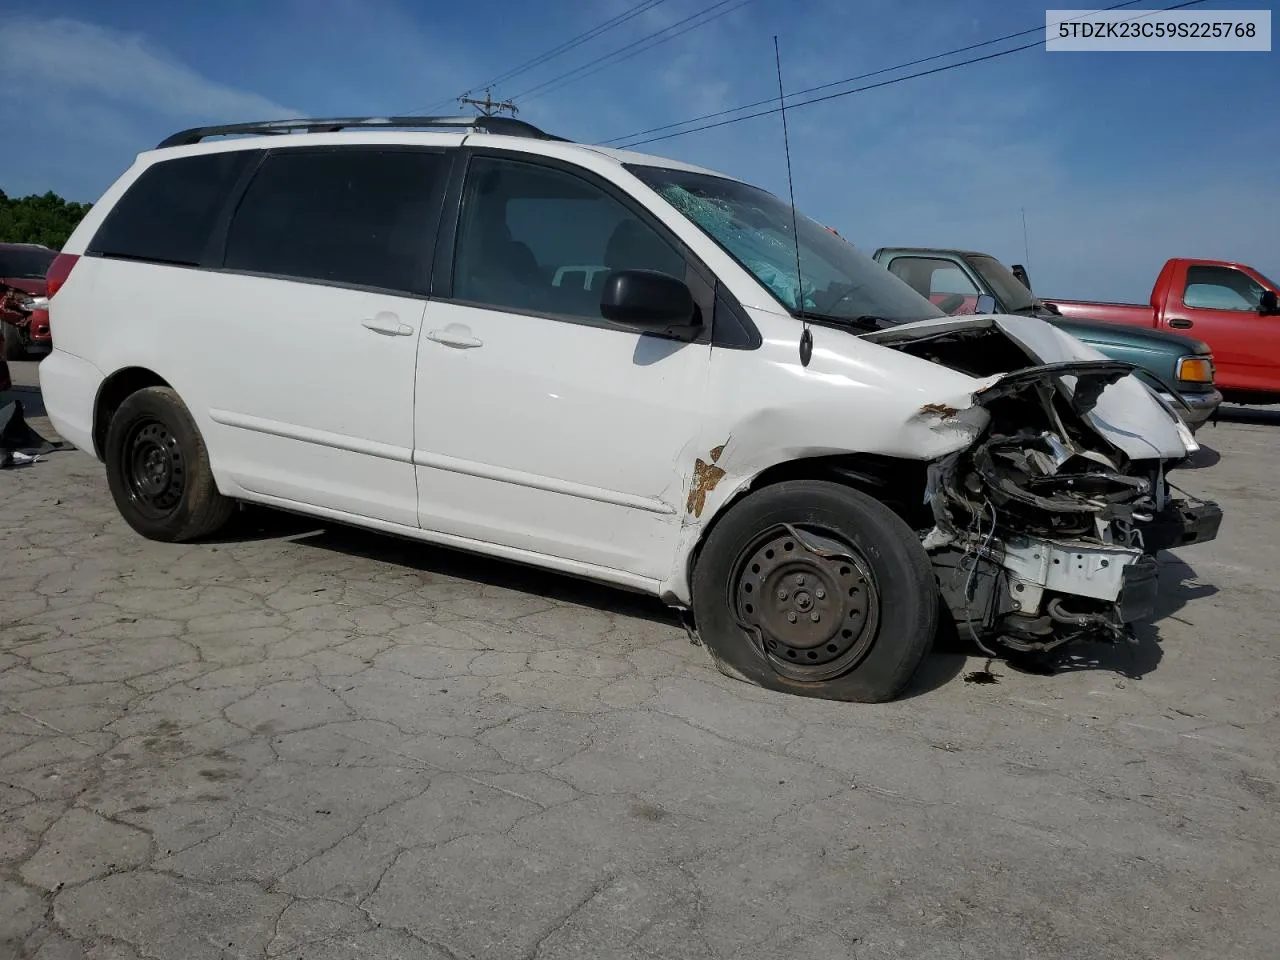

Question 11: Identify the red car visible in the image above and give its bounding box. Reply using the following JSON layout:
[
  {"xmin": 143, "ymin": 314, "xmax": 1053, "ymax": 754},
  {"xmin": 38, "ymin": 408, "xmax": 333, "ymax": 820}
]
[
  {"xmin": 0, "ymin": 242, "xmax": 57, "ymax": 360},
  {"xmin": 1044, "ymin": 257, "xmax": 1280, "ymax": 405}
]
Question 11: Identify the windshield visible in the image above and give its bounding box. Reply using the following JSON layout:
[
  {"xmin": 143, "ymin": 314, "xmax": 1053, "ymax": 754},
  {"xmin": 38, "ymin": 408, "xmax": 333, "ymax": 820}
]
[
  {"xmin": 967, "ymin": 255, "xmax": 1038, "ymax": 313},
  {"xmin": 0, "ymin": 247, "xmax": 56, "ymax": 280},
  {"xmin": 629, "ymin": 166, "xmax": 942, "ymax": 326}
]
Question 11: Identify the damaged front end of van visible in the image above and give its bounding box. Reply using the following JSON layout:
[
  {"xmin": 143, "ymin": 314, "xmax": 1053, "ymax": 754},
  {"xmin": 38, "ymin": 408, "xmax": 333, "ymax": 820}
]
[{"xmin": 867, "ymin": 315, "xmax": 1223, "ymax": 661}]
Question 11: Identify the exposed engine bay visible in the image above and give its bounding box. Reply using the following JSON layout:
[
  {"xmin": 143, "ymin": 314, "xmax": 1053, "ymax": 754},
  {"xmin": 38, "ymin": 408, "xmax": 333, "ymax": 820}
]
[{"xmin": 871, "ymin": 316, "xmax": 1223, "ymax": 662}]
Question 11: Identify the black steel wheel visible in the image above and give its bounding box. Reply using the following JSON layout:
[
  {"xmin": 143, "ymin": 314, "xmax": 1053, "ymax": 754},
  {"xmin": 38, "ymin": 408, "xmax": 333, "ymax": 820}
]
[
  {"xmin": 122, "ymin": 417, "xmax": 187, "ymax": 519},
  {"xmin": 692, "ymin": 480, "xmax": 937, "ymax": 702},
  {"xmin": 105, "ymin": 386, "xmax": 233, "ymax": 542},
  {"xmin": 733, "ymin": 524, "xmax": 882, "ymax": 682}
]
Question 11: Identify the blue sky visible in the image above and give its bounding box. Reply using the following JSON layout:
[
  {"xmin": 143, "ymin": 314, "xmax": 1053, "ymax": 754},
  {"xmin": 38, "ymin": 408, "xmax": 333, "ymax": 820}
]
[{"xmin": 1, "ymin": 0, "xmax": 1276, "ymax": 300}]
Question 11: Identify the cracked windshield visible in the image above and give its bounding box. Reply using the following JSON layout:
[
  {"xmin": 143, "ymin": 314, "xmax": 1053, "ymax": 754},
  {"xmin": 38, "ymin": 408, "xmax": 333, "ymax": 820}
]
[{"xmin": 631, "ymin": 165, "xmax": 942, "ymax": 327}]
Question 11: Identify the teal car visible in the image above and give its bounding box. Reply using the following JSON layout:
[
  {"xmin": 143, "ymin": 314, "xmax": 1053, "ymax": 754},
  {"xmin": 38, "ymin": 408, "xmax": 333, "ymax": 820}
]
[{"xmin": 872, "ymin": 247, "xmax": 1222, "ymax": 432}]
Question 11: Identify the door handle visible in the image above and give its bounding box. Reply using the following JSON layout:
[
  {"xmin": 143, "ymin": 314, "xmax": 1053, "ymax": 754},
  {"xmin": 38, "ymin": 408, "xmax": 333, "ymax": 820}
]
[
  {"xmin": 1168, "ymin": 318, "xmax": 1194, "ymax": 329},
  {"xmin": 426, "ymin": 324, "xmax": 483, "ymax": 349},
  {"xmin": 361, "ymin": 312, "xmax": 414, "ymax": 336}
]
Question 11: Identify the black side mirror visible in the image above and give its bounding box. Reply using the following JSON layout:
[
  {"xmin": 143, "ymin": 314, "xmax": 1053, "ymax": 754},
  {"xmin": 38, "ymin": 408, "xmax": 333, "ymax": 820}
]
[
  {"xmin": 600, "ymin": 269, "xmax": 699, "ymax": 330},
  {"xmin": 1259, "ymin": 290, "xmax": 1279, "ymax": 316},
  {"xmin": 975, "ymin": 293, "xmax": 997, "ymax": 315}
]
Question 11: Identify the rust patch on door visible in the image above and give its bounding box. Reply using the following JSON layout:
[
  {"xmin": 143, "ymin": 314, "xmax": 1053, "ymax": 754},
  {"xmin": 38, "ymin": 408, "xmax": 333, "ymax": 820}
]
[{"xmin": 686, "ymin": 441, "xmax": 729, "ymax": 518}]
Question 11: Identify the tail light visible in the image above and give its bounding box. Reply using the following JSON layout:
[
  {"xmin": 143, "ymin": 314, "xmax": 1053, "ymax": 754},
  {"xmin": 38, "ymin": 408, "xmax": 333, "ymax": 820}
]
[
  {"xmin": 1175, "ymin": 356, "xmax": 1214, "ymax": 384},
  {"xmin": 46, "ymin": 253, "xmax": 80, "ymax": 298}
]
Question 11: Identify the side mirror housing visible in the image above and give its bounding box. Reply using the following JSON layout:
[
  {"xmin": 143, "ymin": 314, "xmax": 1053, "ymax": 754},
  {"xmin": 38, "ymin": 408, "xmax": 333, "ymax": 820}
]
[
  {"xmin": 600, "ymin": 269, "xmax": 699, "ymax": 330},
  {"xmin": 975, "ymin": 293, "xmax": 997, "ymax": 315},
  {"xmin": 1259, "ymin": 290, "xmax": 1279, "ymax": 316}
]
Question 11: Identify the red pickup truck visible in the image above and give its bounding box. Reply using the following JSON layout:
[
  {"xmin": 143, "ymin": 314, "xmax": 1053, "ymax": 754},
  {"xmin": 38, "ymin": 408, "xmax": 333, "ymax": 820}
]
[{"xmin": 1044, "ymin": 258, "xmax": 1280, "ymax": 404}]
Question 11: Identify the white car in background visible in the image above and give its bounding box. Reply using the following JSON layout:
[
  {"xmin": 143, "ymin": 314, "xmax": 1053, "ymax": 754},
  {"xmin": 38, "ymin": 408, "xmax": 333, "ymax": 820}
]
[{"xmin": 39, "ymin": 115, "xmax": 1220, "ymax": 702}]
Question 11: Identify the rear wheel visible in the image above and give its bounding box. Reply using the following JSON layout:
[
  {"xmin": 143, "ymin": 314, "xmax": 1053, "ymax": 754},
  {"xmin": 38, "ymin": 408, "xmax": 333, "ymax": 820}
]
[
  {"xmin": 691, "ymin": 480, "xmax": 937, "ymax": 702},
  {"xmin": 104, "ymin": 386, "xmax": 233, "ymax": 542},
  {"xmin": 2, "ymin": 323, "xmax": 26, "ymax": 361}
]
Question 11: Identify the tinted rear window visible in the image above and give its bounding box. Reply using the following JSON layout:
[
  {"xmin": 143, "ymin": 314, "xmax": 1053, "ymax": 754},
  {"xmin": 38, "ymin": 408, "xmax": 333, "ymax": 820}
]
[
  {"xmin": 89, "ymin": 152, "xmax": 255, "ymax": 266},
  {"xmin": 223, "ymin": 148, "xmax": 445, "ymax": 293},
  {"xmin": 0, "ymin": 247, "xmax": 56, "ymax": 279}
]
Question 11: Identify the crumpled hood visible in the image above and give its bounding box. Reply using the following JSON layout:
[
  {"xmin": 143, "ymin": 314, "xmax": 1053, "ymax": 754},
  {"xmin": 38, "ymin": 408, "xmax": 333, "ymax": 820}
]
[{"xmin": 863, "ymin": 313, "xmax": 1193, "ymax": 461}]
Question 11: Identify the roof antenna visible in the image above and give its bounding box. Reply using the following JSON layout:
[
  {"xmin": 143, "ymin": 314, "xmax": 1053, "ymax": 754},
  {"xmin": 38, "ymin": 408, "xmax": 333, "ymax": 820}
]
[{"xmin": 774, "ymin": 36, "xmax": 811, "ymax": 368}]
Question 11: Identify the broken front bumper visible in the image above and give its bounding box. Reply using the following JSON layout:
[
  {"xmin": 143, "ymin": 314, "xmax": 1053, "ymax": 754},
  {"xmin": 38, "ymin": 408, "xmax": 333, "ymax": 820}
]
[
  {"xmin": 934, "ymin": 498, "xmax": 1221, "ymax": 647},
  {"xmin": 1138, "ymin": 499, "xmax": 1224, "ymax": 553},
  {"xmin": 1117, "ymin": 556, "xmax": 1160, "ymax": 623}
]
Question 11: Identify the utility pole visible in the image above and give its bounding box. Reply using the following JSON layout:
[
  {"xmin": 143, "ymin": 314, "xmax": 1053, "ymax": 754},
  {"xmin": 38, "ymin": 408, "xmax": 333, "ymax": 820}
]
[{"xmin": 458, "ymin": 88, "xmax": 518, "ymax": 117}]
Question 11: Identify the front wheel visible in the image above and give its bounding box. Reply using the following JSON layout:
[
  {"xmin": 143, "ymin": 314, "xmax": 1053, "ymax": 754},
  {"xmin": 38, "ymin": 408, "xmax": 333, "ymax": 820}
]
[
  {"xmin": 691, "ymin": 480, "xmax": 937, "ymax": 702},
  {"xmin": 104, "ymin": 386, "xmax": 234, "ymax": 542}
]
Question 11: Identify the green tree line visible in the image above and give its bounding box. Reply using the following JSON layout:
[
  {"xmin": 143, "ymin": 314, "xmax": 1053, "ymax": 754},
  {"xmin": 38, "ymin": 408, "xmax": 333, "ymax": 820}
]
[{"xmin": 0, "ymin": 190, "xmax": 92, "ymax": 250}]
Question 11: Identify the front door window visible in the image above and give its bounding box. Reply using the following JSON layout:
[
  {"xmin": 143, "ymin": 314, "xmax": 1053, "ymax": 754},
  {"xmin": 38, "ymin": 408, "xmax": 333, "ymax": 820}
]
[{"xmin": 1183, "ymin": 265, "xmax": 1266, "ymax": 312}]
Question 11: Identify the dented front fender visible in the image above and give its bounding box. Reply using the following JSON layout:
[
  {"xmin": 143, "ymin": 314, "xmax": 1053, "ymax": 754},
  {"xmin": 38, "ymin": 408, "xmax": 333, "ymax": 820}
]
[{"xmin": 658, "ymin": 310, "xmax": 998, "ymax": 605}]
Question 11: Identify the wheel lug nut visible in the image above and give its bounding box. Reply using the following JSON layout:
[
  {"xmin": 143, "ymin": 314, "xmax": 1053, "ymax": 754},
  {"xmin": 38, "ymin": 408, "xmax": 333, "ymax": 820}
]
[
  {"xmin": 795, "ymin": 575, "xmax": 806, "ymax": 586},
  {"xmin": 786, "ymin": 612, "xmax": 797, "ymax": 623},
  {"xmin": 815, "ymin": 588, "xmax": 825, "ymax": 600},
  {"xmin": 810, "ymin": 612, "xmax": 820, "ymax": 622},
  {"xmin": 777, "ymin": 589, "xmax": 788, "ymax": 601}
]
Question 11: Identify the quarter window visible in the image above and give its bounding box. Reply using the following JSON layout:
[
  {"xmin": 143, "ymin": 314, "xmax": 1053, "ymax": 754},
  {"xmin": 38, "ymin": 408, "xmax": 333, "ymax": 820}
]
[
  {"xmin": 452, "ymin": 156, "xmax": 686, "ymax": 321},
  {"xmin": 89, "ymin": 152, "xmax": 255, "ymax": 266},
  {"xmin": 224, "ymin": 149, "xmax": 445, "ymax": 293},
  {"xmin": 1183, "ymin": 265, "xmax": 1265, "ymax": 312}
]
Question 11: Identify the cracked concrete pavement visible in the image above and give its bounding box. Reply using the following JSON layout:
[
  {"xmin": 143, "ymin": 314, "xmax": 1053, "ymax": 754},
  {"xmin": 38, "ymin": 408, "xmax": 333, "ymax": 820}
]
[{"xmin": 3, "ymin": 362, "xmax": 1280, "ymax": 959}]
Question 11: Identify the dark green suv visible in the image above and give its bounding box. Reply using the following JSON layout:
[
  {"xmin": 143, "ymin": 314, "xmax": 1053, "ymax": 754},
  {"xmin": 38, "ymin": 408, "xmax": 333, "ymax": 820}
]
[{"xmin": 872, "ymin": 247, "xmax": 1222, "ymax": 432}]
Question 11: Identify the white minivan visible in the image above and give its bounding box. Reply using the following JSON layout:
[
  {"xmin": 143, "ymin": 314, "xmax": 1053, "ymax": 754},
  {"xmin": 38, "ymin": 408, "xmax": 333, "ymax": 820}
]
[{"xmin": 40, "ymin": 115, "xmax": 1221, "ymax": 702}]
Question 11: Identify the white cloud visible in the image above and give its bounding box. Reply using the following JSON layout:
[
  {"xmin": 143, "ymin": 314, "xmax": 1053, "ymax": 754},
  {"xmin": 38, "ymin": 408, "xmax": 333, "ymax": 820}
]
[{"xmin": 0, "ymin": 18, "xmax": 296, "ymax": 120}]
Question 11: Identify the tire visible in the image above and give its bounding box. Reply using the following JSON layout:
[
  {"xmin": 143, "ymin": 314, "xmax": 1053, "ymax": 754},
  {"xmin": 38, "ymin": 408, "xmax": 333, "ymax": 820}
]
[
  {"xmin": 104, "ymin": 386, "xmax": 234, "ymax": 542},
  {"xmin": 691, "ymin": 480, "xmax": 938, "ymax": 703},
  {"xmin": 2, "ymin": 323, "xmax": 26, "ymax": 361}
]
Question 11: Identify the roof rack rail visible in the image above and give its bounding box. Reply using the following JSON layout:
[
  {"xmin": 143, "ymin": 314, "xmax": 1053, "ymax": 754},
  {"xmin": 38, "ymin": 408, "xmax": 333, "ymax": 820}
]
[{"xmin": 156, "ymin": 115, "xmax": 567, "ymax": 149}]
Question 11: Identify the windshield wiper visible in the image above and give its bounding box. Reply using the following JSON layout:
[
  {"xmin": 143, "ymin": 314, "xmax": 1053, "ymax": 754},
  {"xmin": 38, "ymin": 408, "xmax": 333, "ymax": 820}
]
[{"xmin": 794, "ymin": 310, "xmax": 888, "ymax": 331}]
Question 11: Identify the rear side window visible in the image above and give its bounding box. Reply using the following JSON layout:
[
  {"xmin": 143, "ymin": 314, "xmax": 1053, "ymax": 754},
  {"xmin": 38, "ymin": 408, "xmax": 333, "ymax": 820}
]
[
  {"xmin": 89, "ymin": 152, "xmax": 255, "ymax": 266},
  {"xmin": 223, "ymin": 149, "xmax": 445, "ymax": 294}
]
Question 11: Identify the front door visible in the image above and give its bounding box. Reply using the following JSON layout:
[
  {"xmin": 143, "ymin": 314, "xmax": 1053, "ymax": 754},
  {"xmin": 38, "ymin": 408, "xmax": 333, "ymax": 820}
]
[
  {"xmin": 1170, "ymin": 263, "xmax": 1280, "ymax": 394},
  {"xmin": 413, "ymin": 152, "xmax": 711, "ymax": 581},
  {"xmin": 197, "ymin": 145, "xmax": 450, "ymax": 526}
]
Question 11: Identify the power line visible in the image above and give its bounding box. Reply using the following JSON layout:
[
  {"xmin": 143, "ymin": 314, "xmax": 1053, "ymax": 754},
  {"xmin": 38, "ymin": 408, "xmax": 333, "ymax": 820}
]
[
  {"xmin": 608, "ymin": 0, "xmax": 1203, "ymax": 148},
  {"xmin": 619, "ymin": 39, "xmax": 1046, "ymax": 147},
  {"xmin": 410, "ymin": 0, "xmax": 669, "ymax": 115},
  {"xmin": 511, "ymin": 0, "xmax": 754, "ymax": 103},
  {"xmin": 485, "ymin": 0, "xmax": 669, "ymax": 90}
]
